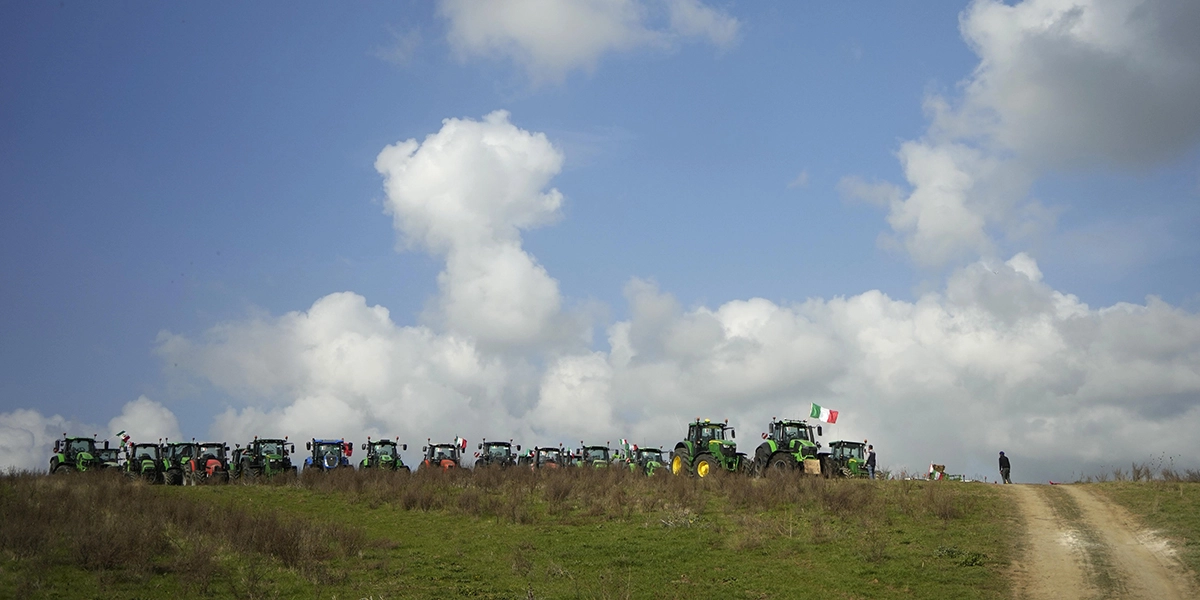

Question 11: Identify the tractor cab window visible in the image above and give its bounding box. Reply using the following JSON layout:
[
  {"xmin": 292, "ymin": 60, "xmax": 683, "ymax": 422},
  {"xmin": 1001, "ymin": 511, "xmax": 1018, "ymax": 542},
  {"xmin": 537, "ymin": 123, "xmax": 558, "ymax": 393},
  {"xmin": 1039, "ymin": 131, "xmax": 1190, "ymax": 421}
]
[
  {"xmin": 431, "ymin": 446, "xmax": 455, "ymax": 460},
  {"xmin": 200, "ymin": 445, "xmax": 224, "ymax": 460},
  {"xmin": 259, "ymin": 442, "xmax": 281, "ymax": 455},
  {"xmin": 67, "ymin": 439, "xmax": 94, "ymax": 454},
  {"xmin": 97, "ymin": 449, "xmax": 119, "ymax": 461},
  {"xmin": 639, "ymin": 450, "xmax": 663, "ymax": 462},
  {"xmin": 781, "ymin": 425, "xmax": 808, "ymax": 441},
  {"xmin": 375, "ymin": 444, "xmax": 395, "ymax": 457},
  {"xmin": 585, "ymin": 448, "xmax": 607, "ymax": 461},
  {"xmin": 834, "ymin": 445, "xmax": 864, "ymax": 460},
  {"xmin": 488, "ymin": 445, "xmax": 510, "ymax": 457},
  {"xmin": 699, "ymin": 425, "xmax": 725, "ymax": 441},
  {"xmin": 320, "ymin": 444, "xmax": 342, "ymax": 458},
  {"xmin": 135, "ymin": 446, "xmax": 157, "ymax": 460}
]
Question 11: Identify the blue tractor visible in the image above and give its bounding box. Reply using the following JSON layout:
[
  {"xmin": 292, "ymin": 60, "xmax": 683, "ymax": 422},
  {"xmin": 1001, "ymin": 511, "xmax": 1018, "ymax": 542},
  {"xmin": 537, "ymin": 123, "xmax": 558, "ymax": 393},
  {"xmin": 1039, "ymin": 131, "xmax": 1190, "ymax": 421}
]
[{"xmin": 304, "ymin": 438, "xmax": 352, "ymax": 471}]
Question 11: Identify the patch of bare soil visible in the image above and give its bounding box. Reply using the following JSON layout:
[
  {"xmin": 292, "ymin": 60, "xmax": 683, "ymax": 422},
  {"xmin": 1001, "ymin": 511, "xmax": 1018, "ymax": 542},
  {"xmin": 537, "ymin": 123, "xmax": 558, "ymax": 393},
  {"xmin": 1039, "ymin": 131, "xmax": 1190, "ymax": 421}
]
[
  {"xmin": 1009, "ymin": 484, "xmax": 1088, "ymax": 600},
  {"xmin": 1061, "ymin": 485, "xmax": 1196, "ymax": 600},
  {"xmin": 1008, "ymin": 484, "xmax": 1197, "ymax": 600}
]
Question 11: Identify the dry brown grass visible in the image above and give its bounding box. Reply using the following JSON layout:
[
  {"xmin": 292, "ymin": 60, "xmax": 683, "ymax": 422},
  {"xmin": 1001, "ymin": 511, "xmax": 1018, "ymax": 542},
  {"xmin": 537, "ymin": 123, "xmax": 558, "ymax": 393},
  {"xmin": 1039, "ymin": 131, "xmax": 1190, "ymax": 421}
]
[
  {"xmin": 0, "ymin": 470, "xmax": 364, "ymax": 586},
  {"xmin": 283, "ymin": 463, "xmax": 973, "ymax": 531}
]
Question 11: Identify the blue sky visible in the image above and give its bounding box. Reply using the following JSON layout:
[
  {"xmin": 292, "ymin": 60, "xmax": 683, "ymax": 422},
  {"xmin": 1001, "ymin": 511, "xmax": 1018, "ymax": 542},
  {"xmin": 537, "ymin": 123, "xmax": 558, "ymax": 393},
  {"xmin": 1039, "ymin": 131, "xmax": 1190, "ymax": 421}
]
[{"xmin": 3, "ymin": 1, "xmax": 1199, "ymax": 481}]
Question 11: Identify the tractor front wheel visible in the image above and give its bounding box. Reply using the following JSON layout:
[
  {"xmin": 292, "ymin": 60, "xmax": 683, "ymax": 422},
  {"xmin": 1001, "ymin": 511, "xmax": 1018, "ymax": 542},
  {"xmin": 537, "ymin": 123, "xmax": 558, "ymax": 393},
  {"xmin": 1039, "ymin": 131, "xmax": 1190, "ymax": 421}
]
[
  {"xmin": 693, "ymin": 454, "xmax": 718, "ymax": 478},
  {"xmin": 769, "ymin": 453, "xmax": 798, "ymax": 474},
  {"xmin": 52, "ymin": 463, "xmax": 71, "ymax": 475},
  {"xmin": 164, "ymin": 469, "xmax": 182, "ymax": 486},
  {"xmin": 670, "ymin": 453, "xmax": 689, "ymax": 476}
]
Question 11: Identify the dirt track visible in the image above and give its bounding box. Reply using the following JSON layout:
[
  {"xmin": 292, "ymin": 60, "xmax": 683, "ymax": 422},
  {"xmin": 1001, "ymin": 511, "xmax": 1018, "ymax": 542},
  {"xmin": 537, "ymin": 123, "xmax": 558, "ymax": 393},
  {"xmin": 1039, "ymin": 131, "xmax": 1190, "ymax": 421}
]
[{"xmin": 1008, "ymin": 484, "xmax": 1197, "ymax": 600}]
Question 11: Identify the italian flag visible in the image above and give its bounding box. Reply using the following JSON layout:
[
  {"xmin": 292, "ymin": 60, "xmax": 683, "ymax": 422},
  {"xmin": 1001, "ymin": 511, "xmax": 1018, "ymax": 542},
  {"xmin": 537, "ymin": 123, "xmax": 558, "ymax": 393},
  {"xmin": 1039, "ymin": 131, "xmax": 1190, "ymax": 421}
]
[{"xmin": 810, "ymin": 403, "xmax": 838, "ymax": 424}]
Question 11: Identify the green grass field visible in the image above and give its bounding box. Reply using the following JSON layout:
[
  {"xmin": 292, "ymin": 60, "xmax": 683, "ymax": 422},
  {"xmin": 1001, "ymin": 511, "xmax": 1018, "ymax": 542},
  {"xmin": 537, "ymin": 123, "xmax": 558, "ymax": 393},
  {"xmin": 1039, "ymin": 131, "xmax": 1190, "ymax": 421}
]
[{"xmin": 1, "ymin": 469, "xmax": 1017, "ymax": 599}]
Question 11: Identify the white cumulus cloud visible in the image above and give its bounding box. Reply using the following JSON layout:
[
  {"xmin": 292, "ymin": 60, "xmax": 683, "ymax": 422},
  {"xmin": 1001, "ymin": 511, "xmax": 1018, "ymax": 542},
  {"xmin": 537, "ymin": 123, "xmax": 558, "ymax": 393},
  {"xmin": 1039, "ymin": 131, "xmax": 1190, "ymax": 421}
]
[
  {"xmin": 376, "ymin": 110, "xmax": 584, "ymax": 348},
  {"xmin": 0, "ymin": 409, "xmax": 79, "ymax": 472},
  {"xmin": 0, "ymin": 397, "xmax": 180, "ymax": 472},
  {"xmin": 855, "ymin": 0, "xmax": 1200, "ymax": 267},
  {"xmin": 108, "ymin": 396, "xmax": 181, "ymax": 443},
  {"xmin": 951, "ymin": 0, "xmax": 1200, "ymax": 168},
  {"xmin": 438, "ymin": 0, "xmax": 739, "ymax": 82}
]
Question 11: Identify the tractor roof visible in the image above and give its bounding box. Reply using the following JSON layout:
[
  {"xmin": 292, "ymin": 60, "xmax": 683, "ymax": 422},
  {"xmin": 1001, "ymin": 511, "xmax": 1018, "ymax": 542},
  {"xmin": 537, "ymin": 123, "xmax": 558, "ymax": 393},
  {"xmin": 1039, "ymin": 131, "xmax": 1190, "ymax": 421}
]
[
  {"xmin": 256, "ymin": 438, "xmax": 287, "ymax": 443},
  {"xmin": 312, "ymin": 439, "xmax": 344, "ymax": 444},
  {"xmin": 691, "ymin": 419, "xmax": 731, "ymax": 427},
  {"xmin": 830, "ymin": 440, "xmax": 865, "ymax": 447},
  {"xmin": 775, "ymin": 419, "xmax": 813, "ymax": 426},
  {"xmin": 483, "ymin": 440, "xmax": 512, "ymax": 446}
]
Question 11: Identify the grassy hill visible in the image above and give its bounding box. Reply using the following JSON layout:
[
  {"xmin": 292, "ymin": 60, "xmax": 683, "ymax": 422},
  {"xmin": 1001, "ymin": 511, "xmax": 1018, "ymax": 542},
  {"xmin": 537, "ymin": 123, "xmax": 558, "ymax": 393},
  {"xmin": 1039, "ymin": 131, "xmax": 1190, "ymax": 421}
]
[{"xmin": 2, "ymin": 469, "xmax": 1017, "ymax": 599}]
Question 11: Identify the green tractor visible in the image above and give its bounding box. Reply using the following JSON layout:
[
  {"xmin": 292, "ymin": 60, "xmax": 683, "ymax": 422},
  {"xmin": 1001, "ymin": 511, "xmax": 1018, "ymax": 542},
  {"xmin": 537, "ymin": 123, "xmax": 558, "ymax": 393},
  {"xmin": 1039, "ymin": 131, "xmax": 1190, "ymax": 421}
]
[
  {"xmin": 474, "ymin": 439, "xmax": 518, "ymax": 468},
  {"xmin": 627, "ymin": 446, "xmax": 667, "ymax": 475},
  {"xmin": 571, "ymin": 442, "xmax": 613, "ymax": 467},
  {"xmin": 670, "ymin": 418, "xmax": 746, "ymax": 478},
  {"xmin": 231, "ymin": 437, "xmax": 297, "ymax": 479},
  {"xmin": 49, "ymin": 435, "xmax": 100, "ymax": 474},
  {"xmin": 361, "ymin": 437, "xmax": 410, "ymax": 471},
  {"xmin": 125, "ymin": 442, "xmax": 163, "ymax": 483},
  {"xmin": 752, "ymin": 418, "xmax": 824, "ymax": 476},
  {"xmin": 822, "ymin": 440, "xmax": 867, "ymax": 478},
  {"xmin": 160, "ymin": 440, "xmax": 201, "ymax": 486}
]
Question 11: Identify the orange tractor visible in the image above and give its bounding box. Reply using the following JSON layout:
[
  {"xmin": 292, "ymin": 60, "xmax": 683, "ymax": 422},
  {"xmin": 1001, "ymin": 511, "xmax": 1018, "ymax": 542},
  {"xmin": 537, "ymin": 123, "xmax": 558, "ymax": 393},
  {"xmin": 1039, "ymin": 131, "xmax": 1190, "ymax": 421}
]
[{"xmin": 419, "ymin": 437, "xmax": 466, "ymax": 471}]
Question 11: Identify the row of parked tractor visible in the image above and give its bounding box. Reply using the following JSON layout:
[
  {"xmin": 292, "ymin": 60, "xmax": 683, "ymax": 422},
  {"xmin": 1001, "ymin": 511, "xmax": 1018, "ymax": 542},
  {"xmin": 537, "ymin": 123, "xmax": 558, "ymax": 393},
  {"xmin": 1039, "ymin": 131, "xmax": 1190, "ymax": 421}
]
[{"xmin": 47, "ymin": 417, "xmax": 871, "ymax": 483}]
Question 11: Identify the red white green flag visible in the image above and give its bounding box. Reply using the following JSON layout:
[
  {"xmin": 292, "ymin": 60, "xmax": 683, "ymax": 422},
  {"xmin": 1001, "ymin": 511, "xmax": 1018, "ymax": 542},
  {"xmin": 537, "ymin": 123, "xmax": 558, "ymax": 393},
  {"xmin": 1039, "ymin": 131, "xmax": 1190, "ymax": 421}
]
[{"xmin": 810, "ymin": 403, "xmax": 838, "ymax": 424}]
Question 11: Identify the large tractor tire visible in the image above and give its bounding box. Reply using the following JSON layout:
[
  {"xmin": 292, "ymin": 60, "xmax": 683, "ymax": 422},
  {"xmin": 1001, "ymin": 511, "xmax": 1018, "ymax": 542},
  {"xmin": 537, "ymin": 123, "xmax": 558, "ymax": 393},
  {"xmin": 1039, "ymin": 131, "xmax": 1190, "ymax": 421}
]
[
  {"xmin": 768, "ymin": 452, "xmax": 798, "ymax": 474},
  {"xmin": 670, "ymin": 451, "xmax": 690, "ymax": 476},
  {"xmin": 52, "ymin": 463, "xmax": 72, "ymax": 475},
  {"xmin": 693, "ymin": 454, "xmax": 719, "ymax": 478},
  {"xmin": 164, "ymin": 469, "xmax": 182, "ymax": 486}
]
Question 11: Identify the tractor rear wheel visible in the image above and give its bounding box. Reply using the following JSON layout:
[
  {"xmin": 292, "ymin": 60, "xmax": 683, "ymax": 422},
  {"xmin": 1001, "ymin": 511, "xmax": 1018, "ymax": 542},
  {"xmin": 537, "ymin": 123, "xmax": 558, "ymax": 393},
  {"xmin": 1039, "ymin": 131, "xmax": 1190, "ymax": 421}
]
[
  {"xmin": 769, "ymin": 453, "xmax": 798, "ymax": 474},
  {"xmin": 670, "ymin": 452, "xmax": 689, "ymax": 476},
  {"xmin": 693, "ymin": 454, "xmax": 718, "ymax": 478},
  {"xmin": 53, "ymin": 463, "xmax": 71, "ymax": 475},
  {"xmin": 165, "ymin": 469, "xmax": 182, "ymax": 486}
]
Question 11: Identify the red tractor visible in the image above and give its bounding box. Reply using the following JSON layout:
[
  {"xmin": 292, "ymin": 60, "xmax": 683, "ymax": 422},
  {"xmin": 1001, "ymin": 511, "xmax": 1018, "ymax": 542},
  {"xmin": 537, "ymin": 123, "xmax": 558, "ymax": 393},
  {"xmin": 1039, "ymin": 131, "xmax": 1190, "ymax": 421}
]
[{"xmin": 419, "ymin": 437, "xmax": 466, "ymax": 471}]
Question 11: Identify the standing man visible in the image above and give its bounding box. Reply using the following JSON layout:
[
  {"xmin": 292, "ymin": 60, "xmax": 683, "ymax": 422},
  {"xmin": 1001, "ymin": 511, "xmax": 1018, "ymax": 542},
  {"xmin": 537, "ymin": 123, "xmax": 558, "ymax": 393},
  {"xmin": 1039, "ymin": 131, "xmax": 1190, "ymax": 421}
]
[
  {"xmin": 865, "ymin": 444, "xmax": 876, "ymax": 480},
  {"xmin": 999, "ymin": 451, "xmax": 1012, "ymax": 484}
]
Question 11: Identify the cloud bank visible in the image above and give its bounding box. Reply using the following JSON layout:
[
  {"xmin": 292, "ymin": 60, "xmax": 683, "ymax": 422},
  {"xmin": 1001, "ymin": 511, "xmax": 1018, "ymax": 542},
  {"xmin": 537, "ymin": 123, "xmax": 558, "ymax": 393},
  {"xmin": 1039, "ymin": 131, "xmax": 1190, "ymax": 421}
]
[
  {"xmin": 1, "ymin": 396, "xmax": 180, "ymax": 472},
  {"xmin": 144, "ymin": 100, "xmax": 1199, "ymax": 482}
]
